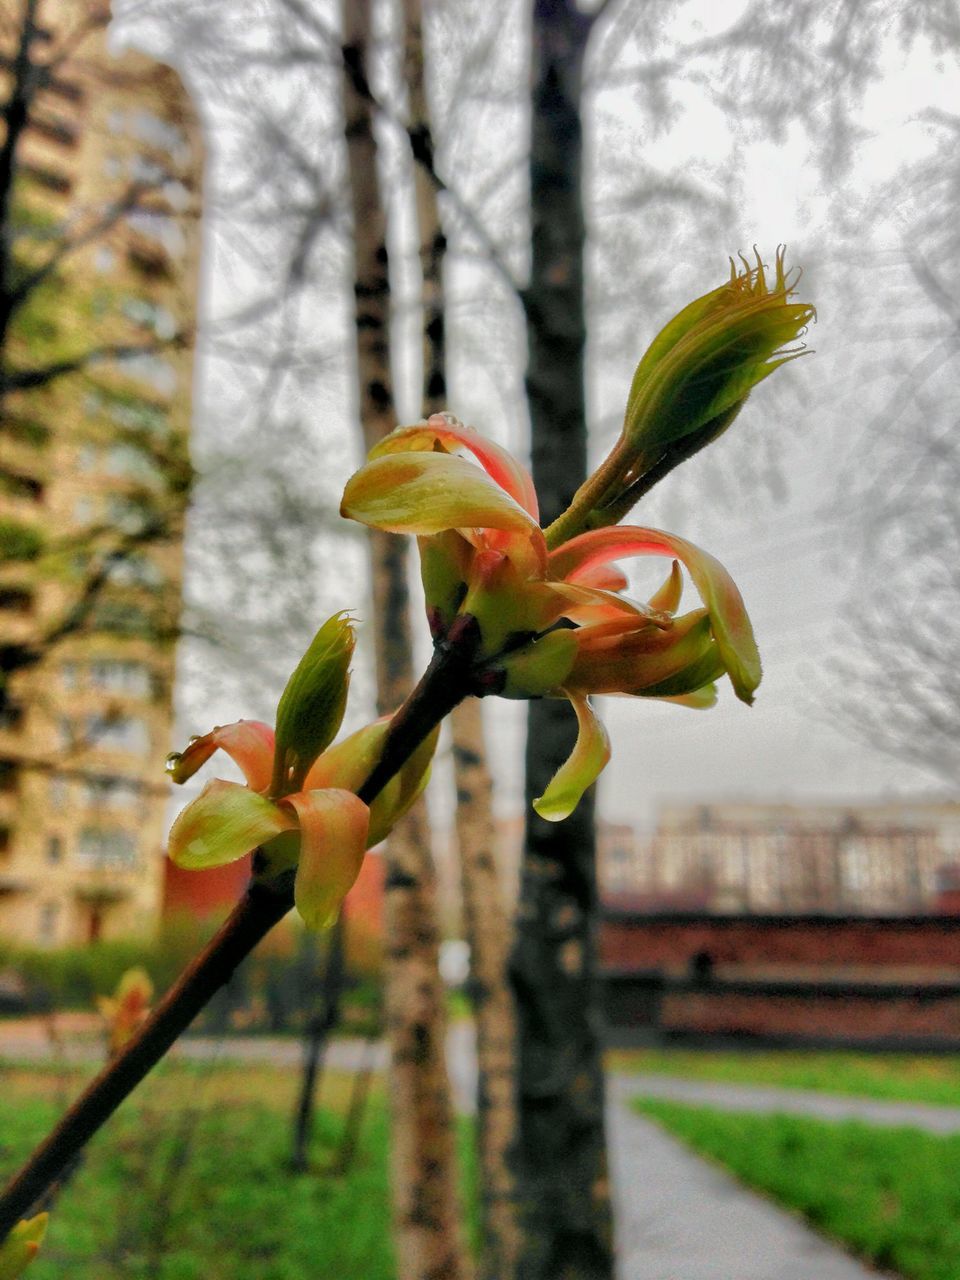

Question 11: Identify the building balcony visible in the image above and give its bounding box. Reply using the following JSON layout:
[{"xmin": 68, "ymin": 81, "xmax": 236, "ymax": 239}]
[
  {"xmin": 0, "ymin": 870, "xmax": 31, "ymax": 895},
  {"xmin": 72, "ymin": 868, "xmax": 135, "ymax": 905}
]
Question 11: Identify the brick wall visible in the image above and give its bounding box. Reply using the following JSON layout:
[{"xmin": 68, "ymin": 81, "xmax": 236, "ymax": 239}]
[
  {"xmin": 601, "ymin": 911, "xmax": 960, "ymax": 1048},
  {"xmin": 601, "ymin": 911, "xmax": 960, "ymax": 972}
]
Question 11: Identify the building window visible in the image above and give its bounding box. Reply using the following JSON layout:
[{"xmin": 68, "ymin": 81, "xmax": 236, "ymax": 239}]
[
  {"xmin": 77, "ymin": 827, "xmax": 138, "ymax": 867},
  {"xmin": 82, "ymin": 776, "xmax": 140, "ymax": 809},
  {"xmin": 105, "ymin": 554, "xmax": 163, "ymax": 589},
  {"xmin": 120, "ymin": 297, "xmax": 178, "ymax": 341},
  {"xmin": 106, "ymin": 494, "xmax": 153, "ymax": 533},
  {"xmin": 129, "ymin": 156, "xmax": 167, "ymax": 186},
  {"xmin": 86, "ymin": 715, "xmax": 150, "ymax": 755},
  {"xmin": 30, "ymin": 113, "xmax": 79, "ymax": 149},
  {"xmin": 0, "ymin": 587, "xmax": 33, "ymax": 614},
  {"xmin": 86, "ymin": 388, "xmax": 168, "ymax": 436},
  {"xmin": 89, "ymin": 659, "xmax": 152, "ymax": 697},
  {"xmin": 49, "ymin": 774, "xmax": 69, "ymax": 807},
  {"xmin": 0, "ymin": 759, "xmax": 18, "ymax": 793},
  {"xmin": 38, "ymin": 902, "xmax": 60, "ymax": 944},
  {"xmin": 0, "ymin": 826, "xmax": 11, "ymax": 854},
  {"xmin": 19, "ymin": 161, "xmax": 71, "ymax": 194},
  {"xmin": 0, "ymin": 702, "xmax": 25, "ymax": 732},
  {"xmin": 114, "ymin": 350, "xmax": 178, "ymax": 398},
  {"xmin": 47, "ymin": 835, "xmax": 63, "ymax": 863},
  {"xmin": 125, "ymin": 208, "xmax": 185, "ymax": 259},
  {"xmin": 104, "ymin": 443, "xmax": 164, "ymax": 487},
  {"xmin": 89, "ymin": 600, "xmax": 155, "ymax": 637},
  {"xmin": 93, "ymin": 245, "xmax": 117, "ymax": 274},
  {"xmin": 76, "ymin": 443, "xmax": 98, "ymax": 471},
  {"xmin": 162, "ymin": 179, "xmax": 191, "ymax": 212},
  {"xmin": 129, "ymin": 109, "xmax": 186, "ymax": 157},
  {"xmin": 0, "ymin": 469, "xmax": 44, "ymax": 503},
  {"xmin": 72, "ymin": 495, "xmax": 95, "ymax": 525}
]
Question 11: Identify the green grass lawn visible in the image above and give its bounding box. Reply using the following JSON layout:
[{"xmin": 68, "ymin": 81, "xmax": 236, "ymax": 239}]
[
  {"xmin": 610, "ymin": 1046, "xmax": 960, "ymax": 1106},
  {"xmin": 0, "ymin": 1060, "xmax": 471, "ymax": 1279},
  {"xmin": 636, "ymin": 1098, "xmax": 960, "ymax": 1280}
]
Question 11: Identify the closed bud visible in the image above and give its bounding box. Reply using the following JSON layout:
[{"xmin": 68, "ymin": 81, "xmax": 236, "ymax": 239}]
[
  {"xmin": 623, "ymin": 247, "xmax": 814, "ymax": 455},
  {"xmin": 272, "ymin": 613, "xmax": 354, "ymax": 795},
  {"xmin": 0, "ymin": 1215, "xmax": 48, "ymax": 1279}
]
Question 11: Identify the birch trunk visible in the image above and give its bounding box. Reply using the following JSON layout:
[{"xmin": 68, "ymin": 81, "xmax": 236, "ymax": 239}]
[
  {"xmin": 510, "ymin": 2, "xmax": 614, "ymax": 1276},
  {"xmin": 341, "ymin": 5, "xmax": 470, "ymax": 1276},
  {"xmin": 400, "ymin": 7, "xmax": 521, "ymax": 1273}
]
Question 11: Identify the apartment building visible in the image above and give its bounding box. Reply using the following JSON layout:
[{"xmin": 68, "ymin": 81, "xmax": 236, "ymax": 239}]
[
  {"xmin": 0, "ymin": 2, "xmax": 202, "ymax": 945},
  {"xmin": 626, "ymin": 800, "xmax": 960, "ymax": 915}
]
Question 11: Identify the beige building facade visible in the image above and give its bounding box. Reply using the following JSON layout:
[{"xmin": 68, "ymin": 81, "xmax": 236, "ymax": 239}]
[
  {"xmin": 0, "ymin": 2, "xmax": 202, "ymax": 946},
  {"xmin": 617, "ymin": 800, "xmax": 960, "ymax": 915}
]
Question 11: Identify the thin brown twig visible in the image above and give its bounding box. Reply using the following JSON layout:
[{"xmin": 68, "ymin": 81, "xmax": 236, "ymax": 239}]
[{"xmin": 0, "ymin": 622, "xmax": 481, "ymax": 1238}]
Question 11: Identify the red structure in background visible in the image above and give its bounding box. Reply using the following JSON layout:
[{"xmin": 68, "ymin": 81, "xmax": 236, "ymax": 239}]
[
  {"xmin": 601, "ymin": 907, "xmax": 960, "ymax": 1049},
  {"xmin": 163, "ymin": 853, "xmax": 254, "ymax": 919},
  {"xmin": 162, "ymin": 848, "xmax": 386, "ymax": 935}
]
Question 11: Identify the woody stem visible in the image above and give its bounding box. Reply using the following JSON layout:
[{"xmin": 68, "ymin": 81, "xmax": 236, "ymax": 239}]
[
  {"xmin": 542, "ymin": 438, "xmax": 633, "ymax": 549},
  {"xmin": 0, "ymin": 622, "xmax": 480, "ymax": 1240}
]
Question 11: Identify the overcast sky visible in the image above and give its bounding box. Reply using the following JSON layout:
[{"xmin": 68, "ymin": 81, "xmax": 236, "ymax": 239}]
[{"xmin": 117, "ymin": 1, "xmax": 960, "ymax": 832}]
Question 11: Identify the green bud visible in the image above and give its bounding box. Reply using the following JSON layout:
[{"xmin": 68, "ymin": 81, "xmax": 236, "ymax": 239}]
[
  {"xmin": 622, "ymin": 248, "xmax": 814, "ymax": 455},
  {"xmin": 272, "ymin": 613, "xmax": 354, "ymax": 795}
]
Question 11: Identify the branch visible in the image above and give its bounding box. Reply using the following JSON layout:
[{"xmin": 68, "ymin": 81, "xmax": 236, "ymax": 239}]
[
  {"xmin": 0, "ymin": 338, "xmax": 187, "ymax": 393},
  {"xmin": 0, "ymin": 620, "xmax": 482, "ymax": 1237},
  {"xmin": 278, "ymin": 0, "xmax": 526, "ymax": 303},
  {"xmin": 7, "ymin": 180, "xmax": 159, "ymax": 316}
]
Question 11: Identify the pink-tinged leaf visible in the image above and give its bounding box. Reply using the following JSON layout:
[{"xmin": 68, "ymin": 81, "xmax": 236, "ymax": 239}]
[
  {"xmin": 654, "ymin": 684, "xmax": 718, "ymax": 709},
  {"xmin": 568, "ymin": 610, "xmax": 718, "ymax": 696},
  {"xmin": 648, "ymin": 561, "xmax": 683, "ymax": 614},
  {"xmin": 547, "ymin": 581, "xmax": 672, "ymax": 629},
  {"xmin": 533, "ymin": 692, "xmax": 611, "ymax": 822},
  {"xmin": 304, "ymin": 720, "xmax": 390, "ymax": 792},
  {"xmin": 166, "ymin": 721, "xmax": 275, "ymax": 791},
  {"xmin": 0, "ymin": 1214, "xmax": 48, "ymax": 1280},
  {"xmin": 568, "ymin": 561, "xmax": 629, "ymax": 592},
  {"xmin": 284, "ymin": 789, "xmax": 370, "ymax": 930},
  {"xmin": 341, "ymin": 451, "xmax": 543, "ymax": 540},
  {"xmin": 167, "ymin": 780, "xmax": 294, "ymax": 870},
  {"xmin": 304, "ymin": 720, "xmax": 439, "ymax": 846},
  {"xmin": 371, "ymin": 415, "xmax": 539, "ymax": 519},
  {"xmin": 635, "ymin": 640, "xmax": 728, "ymax": 698},
  {"xmin": 366, "ymin": 726, "xmax": 438, "ymax": 846},
  {"xmin": 548, "ymin": 527, "xmax": 760, "ymax": 703}
]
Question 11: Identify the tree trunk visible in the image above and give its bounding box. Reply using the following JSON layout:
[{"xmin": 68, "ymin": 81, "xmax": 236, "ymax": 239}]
[
  {"xmin": 510, "ymin": 3, "xmax": 614, "ymax": 1277},
  {"xmin": 400, "ymin": 4, "xmax": 520, "ymax": 1276},
  {"xmin": 289, "ymin": 918, "xmax": 345, "ymax": 1173},
  {"xmin": 340, "ymin": 5, "xmax": 471, "ymax": 1278},
  {"xmin": 0, "ymin": 0, "xmax": 40, "ymax": 381},
  {"xmin": 451, "ymin": 700, "xmax": 521, "ymax": 1279}
]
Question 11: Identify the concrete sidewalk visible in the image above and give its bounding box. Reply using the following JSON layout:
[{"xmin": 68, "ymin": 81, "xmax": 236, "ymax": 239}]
[
  {"xmin": 450, "ymin": 1024, "xmax": 885, "ymax": 1279},
  {"xmin": 607, "ymin": 1076, "xmax": 876, "ymax": 1280},
  {"xmin": 619, "ymin": 1070, "xmax": 960, "ymax": 1134}
]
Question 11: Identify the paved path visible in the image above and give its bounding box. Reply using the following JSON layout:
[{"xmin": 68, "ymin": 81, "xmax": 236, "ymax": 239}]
[
  {"xmin": 446, "ymin": 1025, "xmax": 885, "ymax": 1278},
  {"xmin": 0, "ymin": 1018, "xmax": 389, "ymax": 1072},
  {"xmin": 607, "ymin": 1076, "xmax": 876, "ymax": 1280},
  {"xmin": 618, "ymin": 1071, "xmax": 960, "ymax": 1135}
]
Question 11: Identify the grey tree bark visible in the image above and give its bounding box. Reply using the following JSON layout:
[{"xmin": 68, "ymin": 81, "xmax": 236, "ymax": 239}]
[
  {"xmin": 340, "ymin": 4, "xmax": 471, "ymax": 1277},
  {"xmin": 510, "ymin": 3, "xmax": 614, "ymax": 1277},
  {"xmin": 400, "ymin": 3, "xmax": 520, "ymax": 1276}
]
